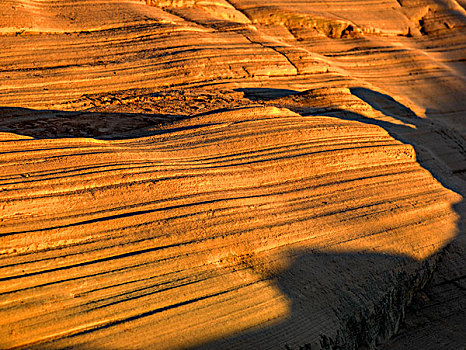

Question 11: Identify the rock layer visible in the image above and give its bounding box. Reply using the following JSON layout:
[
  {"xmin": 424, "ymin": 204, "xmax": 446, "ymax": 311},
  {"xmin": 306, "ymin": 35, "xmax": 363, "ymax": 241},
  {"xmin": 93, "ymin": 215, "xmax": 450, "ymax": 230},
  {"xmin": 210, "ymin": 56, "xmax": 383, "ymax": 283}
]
[
  {"xmin": 0, "ymin": 105, "xmax": 462, "ymax": 349},
  {"xmin": 0, "ymin": 0, "xmax": 465, "ymax": 349}
]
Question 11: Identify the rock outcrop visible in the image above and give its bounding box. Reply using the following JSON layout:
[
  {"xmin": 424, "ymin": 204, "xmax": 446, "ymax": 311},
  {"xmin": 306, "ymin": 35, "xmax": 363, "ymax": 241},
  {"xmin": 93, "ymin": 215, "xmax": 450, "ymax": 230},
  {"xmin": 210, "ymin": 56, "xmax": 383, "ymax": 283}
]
[{"xmin": 0, "ymin": 1, "xmax": 465, "ymax": 349}]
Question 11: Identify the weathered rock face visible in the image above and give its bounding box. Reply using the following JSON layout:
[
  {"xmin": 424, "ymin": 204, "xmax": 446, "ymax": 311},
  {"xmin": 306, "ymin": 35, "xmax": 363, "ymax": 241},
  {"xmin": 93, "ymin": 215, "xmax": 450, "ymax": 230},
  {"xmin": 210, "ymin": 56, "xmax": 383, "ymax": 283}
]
[
  {"xmin": 379, "ymin": 240, "xmax": 466, "ymax": 350},
  {"xmin": 0, "ymin": 1, "xmax": 465, "ymax": 349},
  {"xmin": 0, "ymin": 104, "xmax": 462, "ymax": 349}
]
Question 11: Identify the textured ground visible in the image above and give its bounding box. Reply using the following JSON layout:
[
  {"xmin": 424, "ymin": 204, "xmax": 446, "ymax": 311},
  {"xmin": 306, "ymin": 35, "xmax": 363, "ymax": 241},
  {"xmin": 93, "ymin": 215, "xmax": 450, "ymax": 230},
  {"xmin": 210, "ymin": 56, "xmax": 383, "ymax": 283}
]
[{"xmin": 0, "ymin": 1, "xmax": 465, "ymax": 349}]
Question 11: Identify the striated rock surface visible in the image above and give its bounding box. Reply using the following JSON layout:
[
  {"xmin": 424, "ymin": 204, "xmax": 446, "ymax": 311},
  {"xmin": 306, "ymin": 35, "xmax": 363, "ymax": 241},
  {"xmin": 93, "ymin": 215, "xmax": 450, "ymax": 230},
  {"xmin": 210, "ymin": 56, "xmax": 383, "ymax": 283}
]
[{"xmin": 0, "ymin": 1, "xmax": 465, "ymax": 349}]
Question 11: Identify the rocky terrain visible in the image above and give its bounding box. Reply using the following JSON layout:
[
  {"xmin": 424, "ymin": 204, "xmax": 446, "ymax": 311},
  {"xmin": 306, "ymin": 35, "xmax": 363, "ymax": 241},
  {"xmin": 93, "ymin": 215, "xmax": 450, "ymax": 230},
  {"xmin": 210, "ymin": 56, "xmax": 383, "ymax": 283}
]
[{"xmin": 0, "ymin": 1, "xmax": 465, "ymax": 349}]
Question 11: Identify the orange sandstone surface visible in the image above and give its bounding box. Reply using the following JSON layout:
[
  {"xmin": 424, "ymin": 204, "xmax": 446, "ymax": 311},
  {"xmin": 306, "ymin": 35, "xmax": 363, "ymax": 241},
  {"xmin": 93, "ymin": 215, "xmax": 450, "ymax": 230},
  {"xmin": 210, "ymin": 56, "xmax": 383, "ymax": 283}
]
[{"xmin": 0, "ymin": 1, "xmax": 465, "ymax": 349}]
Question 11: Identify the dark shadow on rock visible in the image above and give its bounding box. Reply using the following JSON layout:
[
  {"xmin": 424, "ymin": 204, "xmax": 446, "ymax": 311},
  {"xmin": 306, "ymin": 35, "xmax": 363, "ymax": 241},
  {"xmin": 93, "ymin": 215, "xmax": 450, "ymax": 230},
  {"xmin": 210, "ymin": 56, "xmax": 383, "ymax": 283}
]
[
  {"xmin": 311, "ymin": 88, "xmax": 466, "ymax": 203},
  {"xmin": 312, "ymin": 88, "xmax": 465, "ymax": 237},
  {"xmin": 194, "ymin": 250, "xmax": 434, "ymax": 350},
  {"xmin": 25, "ymin": 251, "xmax": 435, "ymax": 350},
  {"xmin": 235, "ymin": 88, "xmax": 299, "ymax": 100},
  {"xmin": 0, "ymin": 107, "xmax": 182, "ymax": 140},
  {"xmin": 349, "ymin": 88, "xmax": 418, "ymax": 120}
]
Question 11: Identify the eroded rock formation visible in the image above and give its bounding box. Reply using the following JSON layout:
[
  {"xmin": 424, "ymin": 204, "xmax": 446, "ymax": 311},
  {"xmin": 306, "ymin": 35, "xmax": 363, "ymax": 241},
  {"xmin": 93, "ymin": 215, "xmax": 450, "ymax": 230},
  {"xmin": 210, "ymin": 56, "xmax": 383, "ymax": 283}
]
[{"xmin": 0, "ymin": 1, "xmax": 465, "ymax": 349}]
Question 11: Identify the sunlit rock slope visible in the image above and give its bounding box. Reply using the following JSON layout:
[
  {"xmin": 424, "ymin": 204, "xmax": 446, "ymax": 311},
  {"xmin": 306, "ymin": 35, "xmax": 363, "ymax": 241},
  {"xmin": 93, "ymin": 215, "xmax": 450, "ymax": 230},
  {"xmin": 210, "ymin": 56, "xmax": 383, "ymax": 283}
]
[{"xmin": 0, "ymin": 0, "xmax": 465, "ymax": 349}]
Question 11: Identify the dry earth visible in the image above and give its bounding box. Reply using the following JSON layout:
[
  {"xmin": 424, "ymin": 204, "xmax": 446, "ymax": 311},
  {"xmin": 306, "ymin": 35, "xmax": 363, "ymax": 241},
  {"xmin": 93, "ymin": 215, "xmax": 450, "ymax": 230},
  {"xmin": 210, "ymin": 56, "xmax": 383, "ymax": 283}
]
[{"xmin": 0, "ymin": 1, "xmax": 465, "ymax": 349}]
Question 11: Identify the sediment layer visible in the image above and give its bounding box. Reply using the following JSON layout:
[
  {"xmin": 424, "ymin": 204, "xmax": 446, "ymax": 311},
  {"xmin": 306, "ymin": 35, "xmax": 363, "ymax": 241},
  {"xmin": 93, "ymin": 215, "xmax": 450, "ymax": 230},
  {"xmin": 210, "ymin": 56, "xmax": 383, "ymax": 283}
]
[{"xmin": 1, "ymin": 1, "xmax": 465, "ymax": 349}]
